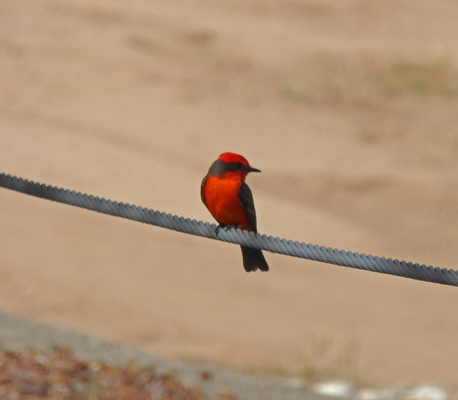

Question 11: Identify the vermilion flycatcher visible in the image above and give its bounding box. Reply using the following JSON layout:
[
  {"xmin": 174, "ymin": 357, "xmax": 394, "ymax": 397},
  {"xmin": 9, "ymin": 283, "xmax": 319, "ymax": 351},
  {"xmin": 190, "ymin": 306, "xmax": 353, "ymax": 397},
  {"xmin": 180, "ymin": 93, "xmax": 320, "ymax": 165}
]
[{"xmin": 201, "ymin": 152, "xmax": 269, "ymax": 272}]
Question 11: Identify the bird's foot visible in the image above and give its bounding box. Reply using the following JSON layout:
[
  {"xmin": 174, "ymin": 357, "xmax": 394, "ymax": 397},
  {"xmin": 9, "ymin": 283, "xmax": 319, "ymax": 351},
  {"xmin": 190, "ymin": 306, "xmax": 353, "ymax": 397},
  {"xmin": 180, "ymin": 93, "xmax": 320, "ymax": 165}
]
[
  {"xmin": 215, "ymin": 224, "xmax": 238, "ymax": 236},
  {"xmin": 215, "ymin": 224, "xmax": 225, "ymax": 236}
]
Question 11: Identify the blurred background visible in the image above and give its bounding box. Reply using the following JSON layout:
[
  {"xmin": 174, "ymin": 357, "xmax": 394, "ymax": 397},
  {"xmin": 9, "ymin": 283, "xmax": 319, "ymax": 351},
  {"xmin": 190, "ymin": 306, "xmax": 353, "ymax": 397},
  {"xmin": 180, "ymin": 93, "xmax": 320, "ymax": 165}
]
[{"xmin": 1, "ymin": 0, "xmax": 458, "ymax": 387}]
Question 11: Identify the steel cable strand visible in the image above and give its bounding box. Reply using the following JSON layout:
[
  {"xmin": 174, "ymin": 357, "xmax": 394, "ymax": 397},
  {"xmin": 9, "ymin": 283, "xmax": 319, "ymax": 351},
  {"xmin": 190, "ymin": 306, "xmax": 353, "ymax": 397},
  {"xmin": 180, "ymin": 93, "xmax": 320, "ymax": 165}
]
[
  {"xmin": 361, "ymin": 253, "xmax": 376, "ymax": 273},
  {"xmin": 305, "ymin": 243, "xmax": 321, "ymax": 262},
  {"xmin": 290, "ymin": 240, "xmax": 305, "ymax": 259},
  {"xmin": 374, "ymin": 256, "xmax": 389, "ymax": 275},
  {"xmin": 330, "ymin": 247, "xmax": 347, "ymax": 266},
  {"xmin": 325, "ymin": 247, "xmax": 340, "ymax": 266},
  {"xmin": 340, "ymin": 250, "xmax": 358, "ymax": 270},
  {"xmin": 442, "ymin": 267, "xmax": 457, "ymax": 285},
  {"xmin": 385, "ymin": 258, "xmax": 404, "ymax": 277},
  {"xmin": 329, "ymin": 247, "xmax": 346, "ymax": 266},
  {"xmin": 439, "ymin": 266, "xmax": 456, "ymax": 286},
  {"xmin": 423, "ymin": 264, "xmax": 441, "ymax": 283},
  {"xmin": 409, "ymin": 262, "xmax": 432, "ymax": 282},
  {"xmin": 320, "ymin": 246, "xmax": 337, "ymax": 266},
  {"xmin": 298, "ymin": 241, "xmax": 310, "ymax": 259},
  {"xmin": 287, "ymin": 240, "xmax": 304, "ymax": 259},
  {"xmin": 1, "ymin": 173, "xmax": 458, "ymax": 286},
  {"xmin": 316, "ymin": 246, "xmax": 330, "ymax": 264}
]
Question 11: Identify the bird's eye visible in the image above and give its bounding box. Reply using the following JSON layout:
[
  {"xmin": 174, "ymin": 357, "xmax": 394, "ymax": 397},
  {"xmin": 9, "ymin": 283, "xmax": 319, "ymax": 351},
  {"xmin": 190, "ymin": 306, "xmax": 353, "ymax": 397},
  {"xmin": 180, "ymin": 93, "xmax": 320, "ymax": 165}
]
[{"xmin": 226, "ymin": 162, "xmax": 245, "ymax": 172}]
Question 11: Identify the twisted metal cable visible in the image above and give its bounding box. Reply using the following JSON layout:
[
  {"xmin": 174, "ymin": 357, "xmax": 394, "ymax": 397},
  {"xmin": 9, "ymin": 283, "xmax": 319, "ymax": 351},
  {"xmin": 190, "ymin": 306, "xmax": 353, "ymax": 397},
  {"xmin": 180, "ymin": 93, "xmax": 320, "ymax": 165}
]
[{"xmin": 1, "ymin": 173, "xmax": 457, "ymax": 286}]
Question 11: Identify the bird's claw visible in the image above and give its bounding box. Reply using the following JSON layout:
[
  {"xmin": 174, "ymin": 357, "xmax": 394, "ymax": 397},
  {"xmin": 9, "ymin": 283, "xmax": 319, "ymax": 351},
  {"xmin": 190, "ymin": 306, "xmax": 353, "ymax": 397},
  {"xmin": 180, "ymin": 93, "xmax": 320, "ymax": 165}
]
[
  {"xmin": 215, "ymin": 224, "xmax": 237, "ymax": 236},
  {"xmin": 215, "ymin": 225, "xmax": 223, "ymax": 236}
]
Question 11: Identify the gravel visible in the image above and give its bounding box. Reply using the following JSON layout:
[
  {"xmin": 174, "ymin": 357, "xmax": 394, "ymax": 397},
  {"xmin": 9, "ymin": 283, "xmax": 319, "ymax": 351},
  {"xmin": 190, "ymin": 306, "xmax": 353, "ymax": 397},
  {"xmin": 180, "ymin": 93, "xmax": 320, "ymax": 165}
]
[{"xmin": 0, "ymin": 312, "xmax": 327, "ymax": 400}]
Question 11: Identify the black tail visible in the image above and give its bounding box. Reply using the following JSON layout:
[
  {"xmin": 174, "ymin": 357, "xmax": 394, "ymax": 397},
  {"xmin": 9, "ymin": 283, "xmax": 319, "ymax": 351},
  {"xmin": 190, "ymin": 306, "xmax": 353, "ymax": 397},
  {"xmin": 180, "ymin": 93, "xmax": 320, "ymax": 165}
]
[{"xmin": 241, "ymin": 246, "xmax": 269, "ymax": 272}]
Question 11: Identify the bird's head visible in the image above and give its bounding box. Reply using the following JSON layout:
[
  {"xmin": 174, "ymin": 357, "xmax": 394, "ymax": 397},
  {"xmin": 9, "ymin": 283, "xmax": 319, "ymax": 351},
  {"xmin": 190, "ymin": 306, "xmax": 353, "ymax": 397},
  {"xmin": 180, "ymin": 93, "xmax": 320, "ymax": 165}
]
[{"xmin": 207, "ymin": 152, "xmax": 261, "ymax": 180}]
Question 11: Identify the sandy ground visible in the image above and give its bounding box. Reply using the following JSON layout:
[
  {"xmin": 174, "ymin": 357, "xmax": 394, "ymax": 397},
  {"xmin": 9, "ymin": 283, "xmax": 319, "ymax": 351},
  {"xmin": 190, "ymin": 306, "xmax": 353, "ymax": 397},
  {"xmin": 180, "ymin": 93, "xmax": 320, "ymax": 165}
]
[{"xmin": 1, "ymin": 0, "xmax": 458, "ymax": 386}]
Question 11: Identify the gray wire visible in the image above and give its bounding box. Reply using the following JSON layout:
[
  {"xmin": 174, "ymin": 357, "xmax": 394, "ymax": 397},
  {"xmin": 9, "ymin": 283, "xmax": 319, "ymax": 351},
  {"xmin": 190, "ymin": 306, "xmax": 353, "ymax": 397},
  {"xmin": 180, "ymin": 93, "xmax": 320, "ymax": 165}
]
[{"xmin": 1, "ymin": 173, "xmax": 457, "ymax": 286}]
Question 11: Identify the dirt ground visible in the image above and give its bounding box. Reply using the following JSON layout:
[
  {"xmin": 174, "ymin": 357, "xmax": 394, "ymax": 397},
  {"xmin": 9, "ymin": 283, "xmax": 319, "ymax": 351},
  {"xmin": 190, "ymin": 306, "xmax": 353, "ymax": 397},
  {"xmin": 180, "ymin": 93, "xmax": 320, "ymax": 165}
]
[{"xmin": 1, "ymin": 0, "xmax": 458, "ymax": 387}]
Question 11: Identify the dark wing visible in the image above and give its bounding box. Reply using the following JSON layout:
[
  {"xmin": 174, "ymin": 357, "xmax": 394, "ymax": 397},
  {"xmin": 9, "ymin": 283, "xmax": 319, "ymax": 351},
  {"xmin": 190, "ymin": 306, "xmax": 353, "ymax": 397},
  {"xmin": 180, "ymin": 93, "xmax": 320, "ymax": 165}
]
[
  {"xmin": 201, "ymin": 176, "xmax": 208, "ymax": 206},
  {"xmin": 239, "ymin": 182, "xmax": 257, "ymax": 233}
]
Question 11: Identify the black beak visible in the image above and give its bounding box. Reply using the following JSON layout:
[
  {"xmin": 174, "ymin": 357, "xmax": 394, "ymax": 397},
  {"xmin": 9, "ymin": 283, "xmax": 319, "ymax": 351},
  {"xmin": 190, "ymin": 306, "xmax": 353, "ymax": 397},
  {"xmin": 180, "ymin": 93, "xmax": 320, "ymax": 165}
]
[{"xmin": 247, "ymin": 166, "xmax": 261, "ymax": 173}]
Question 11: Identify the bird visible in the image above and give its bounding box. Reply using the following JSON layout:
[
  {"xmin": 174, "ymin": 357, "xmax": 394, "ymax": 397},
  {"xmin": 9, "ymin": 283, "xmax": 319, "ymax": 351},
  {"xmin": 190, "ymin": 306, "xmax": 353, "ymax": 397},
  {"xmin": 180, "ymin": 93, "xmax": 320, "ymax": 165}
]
[{"xmin": 201, "ymin": 152, "xmax": 269, "ymax": 272}]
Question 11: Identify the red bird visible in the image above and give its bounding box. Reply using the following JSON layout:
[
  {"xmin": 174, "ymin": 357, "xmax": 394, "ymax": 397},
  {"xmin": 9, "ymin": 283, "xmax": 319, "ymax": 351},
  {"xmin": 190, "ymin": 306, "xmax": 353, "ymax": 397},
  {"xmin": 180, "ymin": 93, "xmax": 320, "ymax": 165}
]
[{"xmin": 201, "ymin": 152, "xmax": 269, "ymax": 272}]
